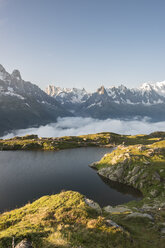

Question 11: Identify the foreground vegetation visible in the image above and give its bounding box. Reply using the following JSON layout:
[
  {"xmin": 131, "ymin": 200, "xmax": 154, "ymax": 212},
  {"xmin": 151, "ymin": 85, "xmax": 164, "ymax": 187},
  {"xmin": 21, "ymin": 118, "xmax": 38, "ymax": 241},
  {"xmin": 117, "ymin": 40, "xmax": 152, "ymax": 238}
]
[
  {"xmin": 0, "ymin": 191, "xmax": 131, "ymax": 248},
  {"xmin": 0, "ymin": 131, "xmax": 165, "ymax": 247},
  {"xmin": 0, "ymin": 189, "xmax": 164, "ymax": 248}
]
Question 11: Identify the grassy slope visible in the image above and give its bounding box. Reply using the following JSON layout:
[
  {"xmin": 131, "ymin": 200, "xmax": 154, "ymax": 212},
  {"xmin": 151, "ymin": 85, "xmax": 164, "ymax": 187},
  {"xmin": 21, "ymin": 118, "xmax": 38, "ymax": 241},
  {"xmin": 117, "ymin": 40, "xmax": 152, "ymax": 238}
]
[
  {"xmin": 0, "ymin": 191, "xmax": 131, "ymax": 248},
  {"xmin": 0, "ymin": 132, "xmax": 165, "ymax": 247}
]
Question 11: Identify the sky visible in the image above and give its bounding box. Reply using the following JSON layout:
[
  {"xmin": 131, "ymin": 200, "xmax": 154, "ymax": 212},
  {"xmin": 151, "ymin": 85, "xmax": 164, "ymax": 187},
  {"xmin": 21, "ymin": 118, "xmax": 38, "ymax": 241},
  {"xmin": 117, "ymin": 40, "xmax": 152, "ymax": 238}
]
[{"xmin": 0, "ymin": 0, "xmax": 165, "ymax": 91}]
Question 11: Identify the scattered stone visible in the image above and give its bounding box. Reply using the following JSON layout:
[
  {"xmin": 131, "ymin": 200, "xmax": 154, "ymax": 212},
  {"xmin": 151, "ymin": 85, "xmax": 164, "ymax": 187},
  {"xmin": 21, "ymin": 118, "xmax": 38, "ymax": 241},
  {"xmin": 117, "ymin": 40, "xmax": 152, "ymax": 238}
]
[
  {"xmin": 125, "ymin": 212, "xmax": 154, "ymax": 221},
  {"xmin": 114, "ymin": 166, "xmax": 124, "ymax": 178},
  {"xmin": 106, "ymin": 219, "xmax": 124, "ymax": 231},
  {"xmin": 143, "ymin": 160, "xmax": 150, "ymax": 165},
  {"xmin": 138, "ymin": 145, "xmax": 147, "ymax": 151},
  {"xmin": 129, "ymin": 174, "xmax": 139, "ymax": 184},
  {"xmin": 131, "ymin": 166, "xmax": 140, "ymax": 176},
  {"xmin": 15, "ymin": 239, "xmax": 33, "ymax": 248},
  {"xmin": 161, "ymin": 228, "xmax": 165, "ymax": 234},
  {"xmin": 152, "ymin": 172, "xmax": 161, "ymax": 182},
  {"xmin": 150, "ymin": 189, "xmax": 158, "ymax": 197},
  {"xmin": 89, "ymin": 162, "xmax": 98, "ymax": 168},
  {"xmin": 103, "ymin": 205, "xmax": 132, "ymax": 214},
  {"xmin": 141, "ymin": 172, "xmax": 148, "ymax": 179},
  {"xmin": 139, "ymin": 181, "xmax": 144, "ymax": 189},
  {"xmin": 153, "ymin": 147, "xmax": 162, "ymax": 153},
  {"xmin": 85, "ymin": 198, "xmax": 101, "ymax": 213}
]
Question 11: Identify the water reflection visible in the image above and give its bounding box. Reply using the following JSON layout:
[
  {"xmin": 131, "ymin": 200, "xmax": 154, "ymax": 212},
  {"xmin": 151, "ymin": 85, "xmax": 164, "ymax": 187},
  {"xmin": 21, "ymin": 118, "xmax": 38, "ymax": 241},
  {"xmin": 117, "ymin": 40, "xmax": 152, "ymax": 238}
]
[{"xmin": 0, "ymin": 148, "xmax": 142, "ymax": 213}]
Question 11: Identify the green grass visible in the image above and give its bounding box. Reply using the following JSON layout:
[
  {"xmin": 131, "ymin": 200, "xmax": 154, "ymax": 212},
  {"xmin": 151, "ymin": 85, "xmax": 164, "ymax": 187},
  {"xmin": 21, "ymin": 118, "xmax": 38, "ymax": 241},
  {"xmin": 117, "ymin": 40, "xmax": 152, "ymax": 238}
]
[{"xmin": 0, "ymin": 191, "xmax": 132, "ymax": 248}]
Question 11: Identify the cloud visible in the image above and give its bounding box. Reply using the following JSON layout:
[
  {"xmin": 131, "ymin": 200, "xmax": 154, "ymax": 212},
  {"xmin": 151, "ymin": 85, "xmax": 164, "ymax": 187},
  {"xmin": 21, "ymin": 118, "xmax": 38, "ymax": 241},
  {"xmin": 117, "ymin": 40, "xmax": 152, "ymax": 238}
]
[{"xmin": 2, "ymin": 117, "xmax": 165, "ymax": 139}]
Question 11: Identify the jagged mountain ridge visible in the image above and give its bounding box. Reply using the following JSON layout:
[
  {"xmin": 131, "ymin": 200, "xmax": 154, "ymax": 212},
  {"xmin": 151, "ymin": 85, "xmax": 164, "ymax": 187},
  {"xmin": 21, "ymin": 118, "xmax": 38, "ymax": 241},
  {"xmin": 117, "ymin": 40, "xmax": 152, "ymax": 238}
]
[
  {"xmin": 0, "ymin": 65, "xmax": 71, "ymax": 136},
  {"xmin": 45, "ymin": 83, "xmax": 165, "ymax": 121},
  {"xmin": 46, "ymin": 83, "xmax": 165, "ymax": 105}
]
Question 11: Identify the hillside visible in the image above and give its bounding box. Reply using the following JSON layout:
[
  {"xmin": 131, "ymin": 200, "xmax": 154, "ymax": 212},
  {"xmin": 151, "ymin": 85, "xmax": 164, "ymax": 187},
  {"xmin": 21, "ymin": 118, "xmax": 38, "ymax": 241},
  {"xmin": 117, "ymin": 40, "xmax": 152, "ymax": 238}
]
[{"xmin": 0, "ymin": 131, "xmax": 165, "ymax": 151}]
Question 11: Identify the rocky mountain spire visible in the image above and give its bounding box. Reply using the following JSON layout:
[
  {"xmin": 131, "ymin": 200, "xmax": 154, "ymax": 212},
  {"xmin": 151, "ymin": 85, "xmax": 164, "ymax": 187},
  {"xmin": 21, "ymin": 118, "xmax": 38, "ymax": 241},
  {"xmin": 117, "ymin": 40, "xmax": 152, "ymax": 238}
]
[
  {"xmin": 11, "ymin": 69, "xmax": 22, "ymax": 80},
  {"xmin": 0, "ymin": 64, "xmax": 10, "ymax": 81},
  {"xmin": 97, "ymin": 85, "xmax": 106, "ymax": 95}
]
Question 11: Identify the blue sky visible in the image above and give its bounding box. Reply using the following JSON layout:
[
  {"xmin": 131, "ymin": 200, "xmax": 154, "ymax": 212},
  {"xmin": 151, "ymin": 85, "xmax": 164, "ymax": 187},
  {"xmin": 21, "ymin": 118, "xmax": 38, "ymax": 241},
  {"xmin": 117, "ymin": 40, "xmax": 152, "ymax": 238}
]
[{"xmin": 0, "ymin": 0, "xmax": 165, "ymax": 91}]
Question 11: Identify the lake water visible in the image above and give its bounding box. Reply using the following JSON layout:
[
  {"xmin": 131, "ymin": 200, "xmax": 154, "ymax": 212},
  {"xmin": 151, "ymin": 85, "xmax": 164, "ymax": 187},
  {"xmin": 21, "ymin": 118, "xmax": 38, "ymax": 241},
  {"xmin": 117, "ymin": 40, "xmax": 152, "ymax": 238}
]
[{"xmin": 0, "ymin": 147, "xmax": 142, "ymax": 213}]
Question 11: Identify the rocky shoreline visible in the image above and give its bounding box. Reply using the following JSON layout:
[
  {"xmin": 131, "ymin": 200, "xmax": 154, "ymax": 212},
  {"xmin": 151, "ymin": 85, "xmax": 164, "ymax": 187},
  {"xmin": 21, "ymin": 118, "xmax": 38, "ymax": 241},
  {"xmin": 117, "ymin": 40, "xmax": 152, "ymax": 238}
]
[{"xmin": 89, "ymin": 139, "xmax": 165, "ymax": 243}]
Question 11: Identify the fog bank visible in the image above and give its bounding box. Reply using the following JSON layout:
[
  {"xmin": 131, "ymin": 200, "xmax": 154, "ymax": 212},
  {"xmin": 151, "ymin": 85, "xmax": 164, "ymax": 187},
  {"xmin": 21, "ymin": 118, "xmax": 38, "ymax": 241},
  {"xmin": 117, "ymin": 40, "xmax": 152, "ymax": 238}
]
[{"xmin": 2, "ymin": 117, "xmax": 165, "ymax": 139}]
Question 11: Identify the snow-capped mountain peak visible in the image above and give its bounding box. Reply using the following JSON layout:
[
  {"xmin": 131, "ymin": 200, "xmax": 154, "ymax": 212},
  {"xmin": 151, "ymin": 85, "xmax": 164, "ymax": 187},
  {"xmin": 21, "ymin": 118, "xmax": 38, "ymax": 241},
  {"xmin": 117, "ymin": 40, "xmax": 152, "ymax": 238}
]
[
  {"xmin": 46, "ymin": 80, "xmax": 165, "ymax": 109},
  {"xmin": 140, "ymin": 82, "xmax": 153, "ymax": 92},
  {"xmin": 45, "ymin": 85, "xmax": 91, "ymax": 105},
  {"xmin": 151, "ymin": 81, "xmax": 165, "ymax": 97},
  {"xmin": 140, "ymin": 81, "xmax": 165, "ymax": 98}
]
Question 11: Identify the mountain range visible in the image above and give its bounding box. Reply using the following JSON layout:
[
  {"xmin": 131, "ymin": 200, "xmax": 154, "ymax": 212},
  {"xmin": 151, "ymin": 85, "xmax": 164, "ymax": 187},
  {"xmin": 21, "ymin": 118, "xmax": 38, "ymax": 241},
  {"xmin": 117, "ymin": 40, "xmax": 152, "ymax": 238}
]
[
  {"xmin": 0, "ymin": 63, "xmax": 165, "ymax": 136},
  {"xmin": 45, "ymin": 82, "xmax": 165, "ymax": 120},
  {"xmin": 0, "ymin": 65, "xmax": 71, "ymax": 136}
]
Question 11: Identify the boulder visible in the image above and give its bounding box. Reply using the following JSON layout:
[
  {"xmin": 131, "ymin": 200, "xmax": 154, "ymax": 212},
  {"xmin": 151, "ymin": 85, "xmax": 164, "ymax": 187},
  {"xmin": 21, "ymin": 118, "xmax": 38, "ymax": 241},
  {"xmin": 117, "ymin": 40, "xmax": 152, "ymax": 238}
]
[
  {"xmin": 137, "ymin": 145, "xmax": 147, "ymax": 151},
  {"xmin": 15, "ymin": 239, "xmax": 33, "ymax": 248},
  {"xmin": 114, "ymin": 166, "xmax": 124, "ymax": 178},
  {"xmin": 85, "ymin": 198, "xmax": 102, "ymax": 213},
  {"xmin": 129, "ymin": 174, "xmax": 139, "ymax": 184},
  {"xmin": 106, "ymin": 219, "xmax": 124, "ymax": 231},
  {"xmin": 161, "ymin": 228, "xmax": 165, "ymax": 234},
  {"xmin": 131, "ymin": 166, "xmax": 140, "ymax": 176},
  {"xmin": 125, "ymin": 212, "xmax": 153, "ymax": 221},
  {"xmin": 103, "ymin": 205, "xmax": 132, "ymax": 214},
  {"xmin": 152, "ymin": 172, "xmax": 161, "ymax": 182},
  {"xmin": 150, "ymin": 189, "xmax": 158, "ymax": 197}
]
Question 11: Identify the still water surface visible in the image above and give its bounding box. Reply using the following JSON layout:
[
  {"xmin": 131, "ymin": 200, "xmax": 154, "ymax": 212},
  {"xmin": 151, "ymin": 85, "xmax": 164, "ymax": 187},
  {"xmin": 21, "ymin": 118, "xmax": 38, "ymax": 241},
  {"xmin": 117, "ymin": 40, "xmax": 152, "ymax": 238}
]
[{"xmin": 0, "ymin": 147, "xmax": 141, "ymax": 212}]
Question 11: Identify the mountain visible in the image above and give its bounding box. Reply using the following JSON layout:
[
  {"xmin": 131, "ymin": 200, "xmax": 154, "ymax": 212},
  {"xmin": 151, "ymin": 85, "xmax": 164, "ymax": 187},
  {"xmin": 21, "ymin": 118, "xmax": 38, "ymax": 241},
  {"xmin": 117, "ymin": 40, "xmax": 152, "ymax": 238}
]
[
  {"xmin": 0, "ymin": 65, "xmax": 71, "ymax": 136},
  {"xmin": 45, "ymin": 85, "xmax": 91, "ymax": 112},
  {"xmin": 45, "ymin": 83, "xmax": 165, "ymax": 121}
]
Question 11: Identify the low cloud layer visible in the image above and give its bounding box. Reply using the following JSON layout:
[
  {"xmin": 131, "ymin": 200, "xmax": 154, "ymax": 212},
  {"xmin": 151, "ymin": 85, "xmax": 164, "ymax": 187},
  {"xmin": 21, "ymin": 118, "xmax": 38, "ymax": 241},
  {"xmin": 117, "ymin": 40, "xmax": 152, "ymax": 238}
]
[{"xmin": 2, "ymin": 117, "xmax": 165, "ymax": 139}]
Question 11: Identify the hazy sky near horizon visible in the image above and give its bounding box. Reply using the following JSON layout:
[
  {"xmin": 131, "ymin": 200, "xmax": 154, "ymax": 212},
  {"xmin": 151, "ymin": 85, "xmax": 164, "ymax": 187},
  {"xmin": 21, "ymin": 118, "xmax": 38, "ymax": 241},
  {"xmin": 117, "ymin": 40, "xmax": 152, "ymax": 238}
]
[{"xmin": 0, "ymin": 0, "xmax": 165, "ymax": 91}]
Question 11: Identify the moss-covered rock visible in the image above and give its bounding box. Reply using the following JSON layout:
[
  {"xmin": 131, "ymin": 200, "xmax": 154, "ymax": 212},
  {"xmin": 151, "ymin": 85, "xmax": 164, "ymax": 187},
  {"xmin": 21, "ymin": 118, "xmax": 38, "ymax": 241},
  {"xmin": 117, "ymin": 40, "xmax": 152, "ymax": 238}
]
[{"xmin": 90, "ymin": 139, "xmax": 165, "ymax": 225}]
